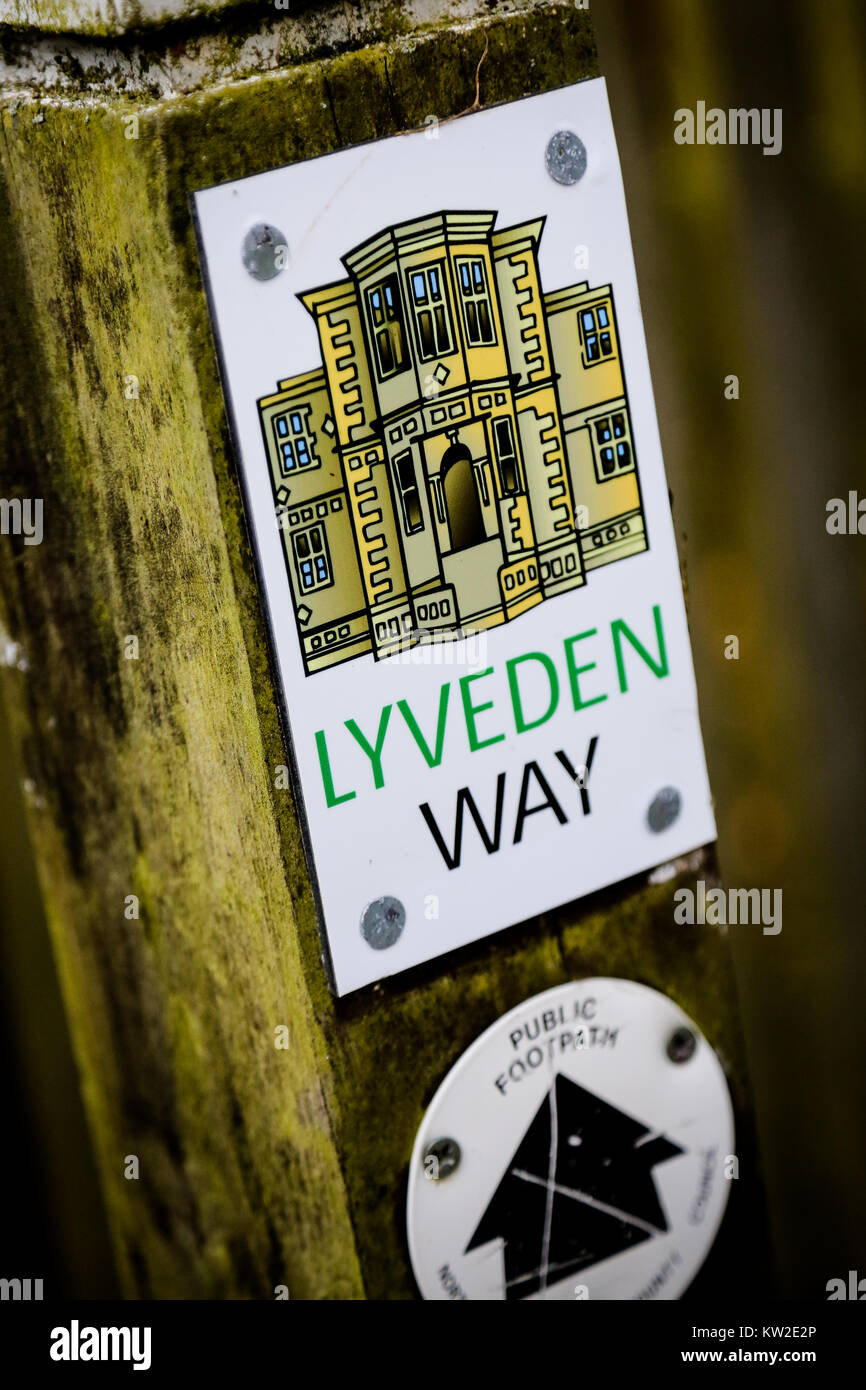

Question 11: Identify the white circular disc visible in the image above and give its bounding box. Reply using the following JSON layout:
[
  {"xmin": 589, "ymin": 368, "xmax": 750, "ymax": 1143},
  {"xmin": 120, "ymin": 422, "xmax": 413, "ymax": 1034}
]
[{"xmin": 407, "ymin": 978, "xmax": 734, "ymax": 1300}]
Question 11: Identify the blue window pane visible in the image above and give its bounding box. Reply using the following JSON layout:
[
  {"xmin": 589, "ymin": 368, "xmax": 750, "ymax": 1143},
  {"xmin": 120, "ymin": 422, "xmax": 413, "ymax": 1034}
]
[
  {"xmin": 384, "ymin": 285, "xmax": 393, "ymax": 307},
  {"xmin": 300, "ymin": 561, "xmax": 313, "ymax": 586},
  {"xmin": 613, "ymin": 417, "xmax": 624, "ymax": 437},
  {"xmin": 281, "ymin": 442, "xmax": 295, "ymax": 470},
  {"xmin": 602, "ymin": 448, "xmax": 614, "ymax": 464},
  {"xmin": 582, "ymin": 311, "xmax": 595, "ymax": 329},
  {"xmin": 600, "ymin": 425, "xmax": 611, "ymax": 441},
  {"xmin": 315, "ymin": 557, "xmax": 327, "ymax": 582},
  {"xmin": 290, "ymin": 412, "xmax": 302, "ymax": 433},
  {"xmin": 598, "ymin": 306, "xmax": 609, "ymax": 327},
  {"xmin": 429, "ymin": 269, "xmax": 439, "ymax": 295},
  {"xmin": 473, "ymin": 261, "xmax": 483, "ymax": 287},
  {"xmin": 297, "ymin": 440, "xmax": 310, "ymax": 465},
  {"xmin": 277, "ymin": 417, "xmax": 288, "ymax": 437},
  {"xmin": 412, "ymin": 274, "xmax": 425, "ymax": 300},
  {"xmin": 586, "ymin": 335, "xmax": 598, "ymax": 359},
  {"xmin": 371, "ymin": 290, "xmax": 380, "ymax": 308},
  {"xmin": 460, "ymin": 264, "xmax": 470, "ymax": 291}
]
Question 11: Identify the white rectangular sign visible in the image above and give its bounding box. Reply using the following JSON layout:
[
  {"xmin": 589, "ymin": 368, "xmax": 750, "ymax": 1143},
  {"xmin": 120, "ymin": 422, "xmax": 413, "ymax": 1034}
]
[{"xmin": 194, "ymin": 78, "xmax": 715, "ymax": 995}]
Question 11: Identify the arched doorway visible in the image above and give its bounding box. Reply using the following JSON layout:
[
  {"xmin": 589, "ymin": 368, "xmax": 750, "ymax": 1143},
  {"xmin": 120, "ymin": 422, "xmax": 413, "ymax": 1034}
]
[{"xmin": 441, "ymin": 443, "xmax": 485, "ymax": 553}]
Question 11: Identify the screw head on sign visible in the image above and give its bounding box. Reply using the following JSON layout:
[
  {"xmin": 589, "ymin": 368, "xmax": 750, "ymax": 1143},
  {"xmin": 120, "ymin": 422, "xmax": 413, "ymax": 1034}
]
[
  {"xmin": 242, "ymin": 223, "xmax": 289, "ymax": 280},
  {"xmin": 545, "ymin": 130, "xmax": 588, "ymax": 186},
  {"xmin": 423, "ymin": 1137, "xmax": 461, "ymax": 1181},
  {"xmin": 360, "ymin": 896, "xmax": 406, "ymax": 950},
  {"xmin": 647, "ymin": 786, "xmax": 681, "ymax": 833},
  {"xmin": 667, "ymin": 1026, "xmax": 698, "ymax": 1065}
]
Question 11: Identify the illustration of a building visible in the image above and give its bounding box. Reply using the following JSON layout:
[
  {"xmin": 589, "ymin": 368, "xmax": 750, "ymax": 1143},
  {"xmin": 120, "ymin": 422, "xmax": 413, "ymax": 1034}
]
[{"xmin": 258, "ymin": 211, "xmax": 647, "ymax": 675}]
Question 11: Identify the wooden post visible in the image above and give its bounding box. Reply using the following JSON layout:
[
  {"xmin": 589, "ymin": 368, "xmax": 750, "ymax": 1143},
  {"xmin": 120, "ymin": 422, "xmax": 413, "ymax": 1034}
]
[{"xmin": 0, "ymin": 0, "xmax": 770, "ymax": 1297}]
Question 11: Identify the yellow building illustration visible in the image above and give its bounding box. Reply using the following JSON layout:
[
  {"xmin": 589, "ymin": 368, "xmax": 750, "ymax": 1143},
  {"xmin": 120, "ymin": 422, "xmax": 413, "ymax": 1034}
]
[{"xmin": 257, "ymin": 211, "xmax": 647, "ymax": 675}]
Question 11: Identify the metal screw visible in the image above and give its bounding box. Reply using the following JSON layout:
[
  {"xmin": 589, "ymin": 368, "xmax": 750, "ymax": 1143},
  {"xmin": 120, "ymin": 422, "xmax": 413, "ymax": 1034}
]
[
  {"xmin": 667, "ymin": 1026, "xmax": 697, "ymax": 1064},
  {"xmin": 647, "ymin": 786, "xmax": 681, "ymax": 833},
  {"xmin": 545, "ymin": 130, "xmax": 588, "ymax": 185},
  {"xmin": 242, "ymin": 223, "xmax": 289, "ymax": 280},
  {"xmin": 423, "ymin": 1137, "xmax": 461, "ymax": 1180},
  {"xmin": 360, "ymin": 895, "xmax": 405, "ymax": 950}
]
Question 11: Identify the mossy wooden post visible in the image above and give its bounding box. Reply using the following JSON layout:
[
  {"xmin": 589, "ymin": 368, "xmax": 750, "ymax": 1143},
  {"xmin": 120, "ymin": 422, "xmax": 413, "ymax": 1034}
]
[{"xmin": 0, "ymin": 0, "xmax": 770, "ymax": 1298}]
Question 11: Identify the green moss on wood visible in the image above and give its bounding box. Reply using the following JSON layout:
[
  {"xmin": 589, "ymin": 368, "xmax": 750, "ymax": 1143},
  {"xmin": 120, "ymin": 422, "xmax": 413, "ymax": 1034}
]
[{"xmin": 0, "ymin": 90, "xmax": 363, "ymax": 1300}]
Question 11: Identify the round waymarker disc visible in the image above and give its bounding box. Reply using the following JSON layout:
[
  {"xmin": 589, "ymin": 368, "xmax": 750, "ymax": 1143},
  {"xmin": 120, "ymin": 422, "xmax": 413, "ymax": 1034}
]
[{"xmin": 407, "ymin": 978, "xmax": 734, "ymax": 1301}]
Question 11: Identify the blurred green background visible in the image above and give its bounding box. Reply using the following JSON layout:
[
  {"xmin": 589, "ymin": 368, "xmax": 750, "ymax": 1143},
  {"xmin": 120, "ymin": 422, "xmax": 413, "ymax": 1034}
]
[
  {"xmin": 1, "ymin": 0, "xmax": 864, "ymax": 1298},
  {"xmin": 594, "ymin": 0, "xmax": 866, "ymax": 1298}
]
